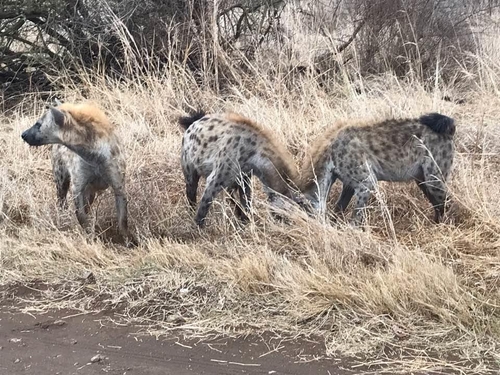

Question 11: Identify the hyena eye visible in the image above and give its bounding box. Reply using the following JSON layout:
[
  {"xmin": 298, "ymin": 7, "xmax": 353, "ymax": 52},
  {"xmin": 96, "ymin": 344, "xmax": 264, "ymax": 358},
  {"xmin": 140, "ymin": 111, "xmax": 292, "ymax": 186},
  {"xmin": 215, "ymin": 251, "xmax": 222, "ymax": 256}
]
[{"xmin": 35, "ymin": 122, "xmax": 42, "ymax": 130}]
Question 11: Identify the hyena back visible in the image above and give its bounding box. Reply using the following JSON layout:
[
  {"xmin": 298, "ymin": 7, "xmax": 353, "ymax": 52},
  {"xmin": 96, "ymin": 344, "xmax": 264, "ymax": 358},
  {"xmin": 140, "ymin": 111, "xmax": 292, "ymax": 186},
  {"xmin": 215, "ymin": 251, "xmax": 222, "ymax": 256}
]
[
  {"xmin": 179, "ymin": 111, "xmax": 303, "ymax": 226},
  {"xmin": 21, "ymin": 102, "xmax": 135, "ymax": 245},
  {"xmin": 300, "ymin": 113, "xmax": 455, "ymax": 224}
]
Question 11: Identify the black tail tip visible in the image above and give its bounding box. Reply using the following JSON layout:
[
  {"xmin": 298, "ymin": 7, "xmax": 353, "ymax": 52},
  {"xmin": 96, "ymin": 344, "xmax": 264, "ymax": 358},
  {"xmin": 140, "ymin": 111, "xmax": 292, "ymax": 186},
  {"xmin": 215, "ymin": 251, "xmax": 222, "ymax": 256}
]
[
  {"xmin": 419, "ymin": 113, "xmax": 456, "ymax": 136},
  {"xmin": 178, "ymin": 110, "xmax": 207, "ymax": 130}
]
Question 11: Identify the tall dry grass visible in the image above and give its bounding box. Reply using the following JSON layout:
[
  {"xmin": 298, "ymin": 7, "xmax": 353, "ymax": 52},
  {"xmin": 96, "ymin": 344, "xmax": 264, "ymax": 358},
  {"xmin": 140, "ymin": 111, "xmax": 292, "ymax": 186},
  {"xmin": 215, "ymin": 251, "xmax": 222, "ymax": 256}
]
[{"xmin": 1, "ymin": 11, "xmax": 500, "ymax": 375}]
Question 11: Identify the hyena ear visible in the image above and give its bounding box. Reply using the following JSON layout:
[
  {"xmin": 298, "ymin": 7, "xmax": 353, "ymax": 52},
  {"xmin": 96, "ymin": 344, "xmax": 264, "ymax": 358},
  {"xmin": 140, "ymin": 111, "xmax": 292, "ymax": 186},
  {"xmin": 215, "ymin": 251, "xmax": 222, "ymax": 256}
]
[{"xmin": 49, "ymin": 107, "xmax": 66, "ymax": 127}]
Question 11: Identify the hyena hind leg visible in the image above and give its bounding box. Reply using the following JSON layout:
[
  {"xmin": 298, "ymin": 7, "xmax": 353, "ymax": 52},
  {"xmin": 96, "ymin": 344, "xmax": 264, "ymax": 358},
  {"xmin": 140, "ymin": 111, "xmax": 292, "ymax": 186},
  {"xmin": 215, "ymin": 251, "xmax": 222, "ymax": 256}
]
[
  {"xmin": 83, "ymin": 187, "xmax": 97, "ymax": 215},
  {"xmin": 416, "ymin": 168, "xmax": 448, "ymax": 223},
  {"xmin": 183, "ymin": 165, "xmax": 200, "ymax": 210}
]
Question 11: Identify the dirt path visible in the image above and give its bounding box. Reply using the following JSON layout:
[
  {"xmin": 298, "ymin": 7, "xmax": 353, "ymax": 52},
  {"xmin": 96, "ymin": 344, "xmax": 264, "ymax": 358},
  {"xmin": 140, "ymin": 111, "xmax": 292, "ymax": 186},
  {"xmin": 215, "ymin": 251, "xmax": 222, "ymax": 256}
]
[{"xmin": 0, "ymin": 306, "xmax": 357, "ymax": 375}]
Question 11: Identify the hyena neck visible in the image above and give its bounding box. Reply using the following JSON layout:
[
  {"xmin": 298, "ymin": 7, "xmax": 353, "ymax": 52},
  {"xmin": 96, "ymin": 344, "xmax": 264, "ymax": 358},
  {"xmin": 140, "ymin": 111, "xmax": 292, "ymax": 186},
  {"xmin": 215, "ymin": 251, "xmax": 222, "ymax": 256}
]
[{"xmin": 63, "ymin": 143, "xmax": 107, "ymax": 165}]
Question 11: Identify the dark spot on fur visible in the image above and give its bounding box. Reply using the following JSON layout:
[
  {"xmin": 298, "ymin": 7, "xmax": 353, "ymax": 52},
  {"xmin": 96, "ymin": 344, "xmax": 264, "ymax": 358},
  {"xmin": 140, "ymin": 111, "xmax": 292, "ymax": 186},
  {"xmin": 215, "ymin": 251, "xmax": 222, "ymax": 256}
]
[
  {"xmin": 391, "ymin": 134, "xmax": 400, "ymax": 146},
  {"xmin": 247, "ymin": 150, "xmax": 256, "ymax": 158},
  {"xmin": 208, "ymin": 135, "xmax": 218, "ymax": 142},
  {"xmin": 203, "ymin": 142, "xmax": 208, "ymax": 148},
  {"xmin": 208, "ymin": 125, "xmax": 214, "ymax": 131},
  {"xmin": 250, "ymin": 140, "xmax": 257, "ymax": 146},
  {"xmin": 195, "ymin": 138, "xmax": 201, "ymax": 146},
  {"xmin": 199, "ymin": 118, "xmax": 209, "ymax": 122},
  {"xmin": 227, "ymin": 138, "xmax": 233, "ymax": 145}
]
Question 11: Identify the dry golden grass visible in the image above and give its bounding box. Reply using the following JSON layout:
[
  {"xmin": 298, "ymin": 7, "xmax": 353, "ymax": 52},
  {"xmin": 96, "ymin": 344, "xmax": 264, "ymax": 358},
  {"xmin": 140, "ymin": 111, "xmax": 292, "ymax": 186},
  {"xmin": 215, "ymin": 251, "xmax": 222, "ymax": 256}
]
[{"xmin": 2, "ymin": 42, "xmax": 500, "ymax": 373}]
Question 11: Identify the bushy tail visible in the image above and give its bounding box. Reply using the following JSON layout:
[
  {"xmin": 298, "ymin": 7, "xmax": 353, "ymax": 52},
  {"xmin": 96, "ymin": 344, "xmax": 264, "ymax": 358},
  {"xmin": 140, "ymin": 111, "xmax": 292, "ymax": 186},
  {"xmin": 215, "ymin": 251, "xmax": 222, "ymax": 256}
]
[
  {"xmin": 178, "ymin": 110, "xmax": 206, "ymax": 131},
  {"xmin": 419, "ymin": 113, "xmax": 455, "ymax": 136}
]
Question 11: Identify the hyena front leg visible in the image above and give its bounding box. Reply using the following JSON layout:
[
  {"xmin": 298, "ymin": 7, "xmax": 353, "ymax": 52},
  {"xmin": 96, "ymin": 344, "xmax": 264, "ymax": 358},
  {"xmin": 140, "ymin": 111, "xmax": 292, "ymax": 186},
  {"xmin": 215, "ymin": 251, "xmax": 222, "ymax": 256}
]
[
  {"xmin": 350, "ymin": 181, "xmax": 374, "ymax": 226},
  {"xmin": 52, "ymin": 158, "xmax": 71, "ymax": 209},
  {"xmin": 229, "ymin": 173, "xmax": 252, "ymax": 222},
  {"xmin": 106, "ymin": 165, "xmax": 136, "ymax": 246},
  {"xmin": 72, "ymin": 180, "xmax": 91, "ymax": 232},
  {"xmin": 333, "ymin": 183, "xmax": 355, "ymax": 222}
]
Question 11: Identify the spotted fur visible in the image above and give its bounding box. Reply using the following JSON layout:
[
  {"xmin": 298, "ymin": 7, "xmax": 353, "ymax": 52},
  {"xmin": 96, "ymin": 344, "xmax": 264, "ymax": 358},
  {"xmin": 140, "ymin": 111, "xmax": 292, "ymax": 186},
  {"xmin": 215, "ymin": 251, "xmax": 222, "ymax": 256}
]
[
  {"xmin": 21, "ymin": 101, "xmax": 135, "ymax": 245},
  {"xmin": 300, "ymin": 113, "xmax": 456, "ymax": 224},
  {"xmin": 179, "ymin": 111, "xmax": 304, "ymax": 226}
]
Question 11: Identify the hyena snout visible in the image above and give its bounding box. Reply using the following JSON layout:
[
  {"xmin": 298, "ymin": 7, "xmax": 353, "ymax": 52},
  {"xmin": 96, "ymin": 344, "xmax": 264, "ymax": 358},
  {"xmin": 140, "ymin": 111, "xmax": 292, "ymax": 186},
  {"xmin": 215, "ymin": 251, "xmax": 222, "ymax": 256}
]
[{"xmin": 21, "ymin": 123, "xmax": 43, "ymax": 146}]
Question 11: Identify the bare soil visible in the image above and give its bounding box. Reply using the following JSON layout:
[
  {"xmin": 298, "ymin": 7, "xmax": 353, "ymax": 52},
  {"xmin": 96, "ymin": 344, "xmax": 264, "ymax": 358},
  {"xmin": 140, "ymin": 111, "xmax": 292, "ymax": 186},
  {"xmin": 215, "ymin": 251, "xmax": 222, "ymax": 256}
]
[{"xmin": 0, "ymin": 304, "xmax": 362, "ymax": 375}]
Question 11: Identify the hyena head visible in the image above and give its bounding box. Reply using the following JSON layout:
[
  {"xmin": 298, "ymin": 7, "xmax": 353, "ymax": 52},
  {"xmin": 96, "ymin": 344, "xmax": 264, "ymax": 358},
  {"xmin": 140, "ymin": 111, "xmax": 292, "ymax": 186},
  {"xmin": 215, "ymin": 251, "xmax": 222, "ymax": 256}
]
[{"xmin": 21, "ymin": 106, "xmax": 65, "ymax": 146}]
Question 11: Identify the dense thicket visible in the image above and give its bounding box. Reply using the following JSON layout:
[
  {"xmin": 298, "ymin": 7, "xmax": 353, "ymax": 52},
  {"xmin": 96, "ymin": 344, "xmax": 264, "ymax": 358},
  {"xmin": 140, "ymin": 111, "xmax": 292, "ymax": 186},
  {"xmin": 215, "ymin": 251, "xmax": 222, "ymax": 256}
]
[{"xmin": 1, "ymin": 0, "xmax": 498, "ymax": 101}]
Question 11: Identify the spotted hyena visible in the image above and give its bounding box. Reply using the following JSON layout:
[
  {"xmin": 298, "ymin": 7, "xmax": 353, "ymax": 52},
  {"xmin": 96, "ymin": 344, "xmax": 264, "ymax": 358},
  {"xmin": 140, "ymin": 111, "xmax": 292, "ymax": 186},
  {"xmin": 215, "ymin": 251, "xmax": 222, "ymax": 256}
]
[
  {"xmin": 179, "ymin": 111, "xmax": 305, "ymax": 227},
  {"xmin": 300, "ymin": 113, "xmax": 455, "ymax": 224},
  {"xmin": 21, "ymin": 100, "xmax": 135, "ymax": 245}
]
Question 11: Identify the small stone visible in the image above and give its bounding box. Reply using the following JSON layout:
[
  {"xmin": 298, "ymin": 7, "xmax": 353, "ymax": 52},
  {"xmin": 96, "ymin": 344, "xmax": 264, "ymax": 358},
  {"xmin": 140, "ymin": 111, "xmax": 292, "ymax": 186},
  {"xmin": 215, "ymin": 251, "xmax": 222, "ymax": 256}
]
[
  {"xmin": 71, "ymin": 339, "xmax": 78, "ymax": 345},
  {"xmin": 91, "ymin": 354, "xmax": 106, "ymax": 363},
  {"xmin": 83, "ymin": 271, "xmax": 96, "ymax": 283},
  {"xmin": 53, "ymin": 320, "xmax": 66, "ymax": 326},
  {"xmin": 9, "ymin": 338, "xmax": 21, "ymax": 343},
  {"xmin": 14, "ymin": 358, "xmax": 20, "ymax": 364},
  {"xmin": 166, "ymin": 314, "xmax": 186, "ymax": 324}
]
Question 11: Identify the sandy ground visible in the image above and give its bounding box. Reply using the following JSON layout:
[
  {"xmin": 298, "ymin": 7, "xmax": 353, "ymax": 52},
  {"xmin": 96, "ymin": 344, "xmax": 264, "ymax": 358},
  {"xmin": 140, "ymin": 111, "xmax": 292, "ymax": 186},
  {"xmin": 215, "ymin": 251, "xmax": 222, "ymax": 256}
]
[{"xmin": 0, "ymin": 305, "xmax": 360, "ymax": 375}]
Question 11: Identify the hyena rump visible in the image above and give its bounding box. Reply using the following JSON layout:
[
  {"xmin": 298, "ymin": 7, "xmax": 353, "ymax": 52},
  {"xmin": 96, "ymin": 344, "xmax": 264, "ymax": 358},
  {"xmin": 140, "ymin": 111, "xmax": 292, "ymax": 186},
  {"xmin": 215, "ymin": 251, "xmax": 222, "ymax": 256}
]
[
  {"xmin": 21, "ymin": 101, "xmax": 135, "ymax": 245},
  {"xmin": 179, "ymin": 111, "xmax": 304, "ymax": 226},
  {"xmin": 300, "ymin": 113, "xmax": 455, "ymax": 224}
]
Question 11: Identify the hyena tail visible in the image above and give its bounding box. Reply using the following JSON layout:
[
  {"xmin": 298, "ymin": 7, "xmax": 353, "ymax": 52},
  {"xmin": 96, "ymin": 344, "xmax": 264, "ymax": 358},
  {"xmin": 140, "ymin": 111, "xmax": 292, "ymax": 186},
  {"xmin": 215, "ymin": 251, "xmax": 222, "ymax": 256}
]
[
  {"xmin": 178, "ymin": 110, "xmax": 206, "ymax": 131},
  {"xmin": 419, "ymin": 113, "xmax": 456, "ymax": 136}
]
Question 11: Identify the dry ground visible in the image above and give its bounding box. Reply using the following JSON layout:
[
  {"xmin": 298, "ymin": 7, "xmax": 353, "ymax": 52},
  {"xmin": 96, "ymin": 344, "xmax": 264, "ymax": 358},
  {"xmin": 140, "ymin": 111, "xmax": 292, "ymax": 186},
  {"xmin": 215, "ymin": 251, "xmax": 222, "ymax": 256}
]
[{"xmin": 1, "ymin": 57, "xmax": 500, "ymax": 373}]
